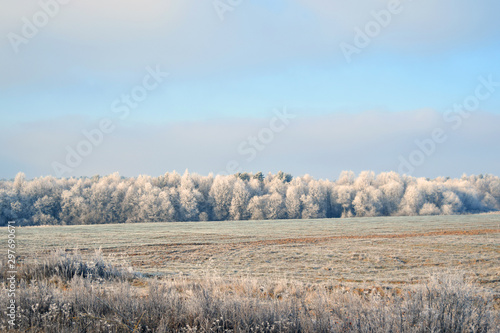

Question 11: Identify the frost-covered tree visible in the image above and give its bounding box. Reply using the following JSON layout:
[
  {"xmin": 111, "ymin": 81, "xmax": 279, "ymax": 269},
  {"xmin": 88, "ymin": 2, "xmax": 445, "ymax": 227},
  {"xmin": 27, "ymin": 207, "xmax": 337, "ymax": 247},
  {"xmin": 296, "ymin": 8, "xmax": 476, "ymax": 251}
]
[
  {"xmin": 229, "ymin": 179, "xmax": 250, "ymax": 220},
  {"xmin": 301, "ymin": 194, "xmax": 321, "ymax": 219},
  {"xmin": 265, "ymin": 192, "xmax": 286, "ymax": 220},
  {"xmin": 209, "ymin": 175, "xmax": 235, "ymax": 221},
  {"xmin": 337, "ymin": 170, "xmax": 355, "ymax": 185},
  {"xmin": 33, "ymin": 195, "xmax": 59, "ymax": 225},
  {"xmin": 376, "ymin": 172, "xmax": 405, "ymax": 216},
  {"xmin": 397, "ymin": 183, "xmax": 424, "ymax": 216},
  {"xmin": 178, "ymin": 171, "xmax": 202, "ymax": 221},
  {"xmin": 13, "ymin": 172, "xmax": 26, "ymax": 195},
  {"xmin": 0, "ymin": 171, "xmax": 498, "ymax": 225},
  {"xmin": 307, "ymin": 181, "xmax": 329, "ymax": 218},
  {"xmin": 285, "ymin": 184, "xmax": 303, "ymax": 219},
  {"xmin": 440, "ymin": 191, "xmax": 463, "ymax": 215},
  {"xmin": 353, "ymin": 186, "xmax": 382, "ymax": 217},
  {"xmin": 336, "ymin": 185, "xmax": 355, "ymax": 217},
  {"xmin": 354, "ymin": 171, "xmax": 375, "ymax": 191},
  {"xmin": 247, "ymin": 195, "xmax": 267, "ymax": 220},
  {"xmin": 419, "ymin": 202, "xmax": 440, "ymax": 215}
]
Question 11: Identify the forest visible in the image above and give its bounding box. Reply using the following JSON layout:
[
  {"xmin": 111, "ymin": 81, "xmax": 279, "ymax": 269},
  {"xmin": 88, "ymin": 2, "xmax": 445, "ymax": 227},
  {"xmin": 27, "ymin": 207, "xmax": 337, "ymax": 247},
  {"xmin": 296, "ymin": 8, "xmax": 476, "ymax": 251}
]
[{"xmin": 1, "ymin": 170, "xmax": 499, "ymax": 226}]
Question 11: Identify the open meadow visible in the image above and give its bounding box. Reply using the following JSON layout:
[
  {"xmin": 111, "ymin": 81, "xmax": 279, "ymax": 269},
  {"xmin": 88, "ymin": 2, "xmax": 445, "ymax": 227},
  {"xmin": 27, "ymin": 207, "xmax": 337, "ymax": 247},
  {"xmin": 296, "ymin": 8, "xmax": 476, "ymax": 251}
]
[
  {"xmin": 1, "ymin": 214, "xmax": 499, "ymax": 332},
  {"xmin": 12, "ymin": 213, "xmax": 500, "ymax": 290}
]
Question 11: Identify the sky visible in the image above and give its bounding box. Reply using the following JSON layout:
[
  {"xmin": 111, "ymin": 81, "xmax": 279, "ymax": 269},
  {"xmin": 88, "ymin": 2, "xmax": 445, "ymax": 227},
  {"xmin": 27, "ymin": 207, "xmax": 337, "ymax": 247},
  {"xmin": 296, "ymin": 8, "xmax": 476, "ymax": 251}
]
[{"xmin": 1, "ymin": 0, "xmax": 499, "ymax": 180}]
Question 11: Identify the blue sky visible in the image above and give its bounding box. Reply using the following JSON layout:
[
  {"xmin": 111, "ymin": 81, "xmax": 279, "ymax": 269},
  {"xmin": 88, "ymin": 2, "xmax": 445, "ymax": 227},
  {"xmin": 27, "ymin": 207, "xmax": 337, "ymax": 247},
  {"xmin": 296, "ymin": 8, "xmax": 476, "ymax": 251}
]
[{"xmin": 1, "ymin": 0, "xmax": 499, "ymax": 179}]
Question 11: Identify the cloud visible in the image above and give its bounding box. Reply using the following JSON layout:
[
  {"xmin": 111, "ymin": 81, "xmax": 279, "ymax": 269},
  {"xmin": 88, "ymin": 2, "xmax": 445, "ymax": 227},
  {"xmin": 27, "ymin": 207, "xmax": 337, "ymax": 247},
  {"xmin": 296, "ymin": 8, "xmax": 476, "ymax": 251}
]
[
  {"xmin": 1, "ymin": 1, "xmax": 498, "ymax": 180},
  {"xmin": 1, "ymin": 109, "xmax": 499, "ymax": 179},
  {"xmin": 5, "ymin": 0, "xmax": 497, "ymax": 89},
  {"xmin": 295, "ymin": 0, "xmax": 500, "ymax": 49}
]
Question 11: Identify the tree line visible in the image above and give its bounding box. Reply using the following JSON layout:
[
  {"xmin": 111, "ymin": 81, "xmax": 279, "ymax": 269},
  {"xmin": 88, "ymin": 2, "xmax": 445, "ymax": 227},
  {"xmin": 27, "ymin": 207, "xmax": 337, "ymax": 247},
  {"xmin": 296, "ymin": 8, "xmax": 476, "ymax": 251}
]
[{"xmin": 0, "ymin": 170, "xmax": 499, "ymax": 226}]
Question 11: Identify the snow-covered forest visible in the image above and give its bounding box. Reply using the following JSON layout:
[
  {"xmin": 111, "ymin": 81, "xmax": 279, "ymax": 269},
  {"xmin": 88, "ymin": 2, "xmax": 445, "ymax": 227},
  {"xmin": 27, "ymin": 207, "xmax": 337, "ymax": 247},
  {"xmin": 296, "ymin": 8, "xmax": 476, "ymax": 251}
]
[{"xmin": 1, "ymin": 171, "xmax": 499, "ymax": 226}]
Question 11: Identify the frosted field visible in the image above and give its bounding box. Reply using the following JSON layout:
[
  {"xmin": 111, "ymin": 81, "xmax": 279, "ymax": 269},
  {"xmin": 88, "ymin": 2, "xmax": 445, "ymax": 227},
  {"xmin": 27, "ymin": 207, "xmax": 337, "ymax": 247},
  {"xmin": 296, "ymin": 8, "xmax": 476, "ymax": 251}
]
[{"xmin": 8, "ymin": 213, "xmax": 500, "ymax": 291}]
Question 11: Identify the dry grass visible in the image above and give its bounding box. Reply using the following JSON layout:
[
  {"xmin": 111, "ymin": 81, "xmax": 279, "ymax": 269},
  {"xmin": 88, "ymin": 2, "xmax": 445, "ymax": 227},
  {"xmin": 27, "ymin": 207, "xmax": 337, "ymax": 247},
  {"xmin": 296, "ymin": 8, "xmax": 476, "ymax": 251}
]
[
  {"xmin": 8, "ymin": 214, "xmax": 499, "ymax": 292},
  {"xmin": 0, "ymin": 251, "xmax": 499, "ymax": 332},
  {"xmin": 0, "ymin": 248, "xmax": 135, "ymax": 283},
  {"xmin": 2, "ymin": 215, "xmax": 499, "ymax": 331}
]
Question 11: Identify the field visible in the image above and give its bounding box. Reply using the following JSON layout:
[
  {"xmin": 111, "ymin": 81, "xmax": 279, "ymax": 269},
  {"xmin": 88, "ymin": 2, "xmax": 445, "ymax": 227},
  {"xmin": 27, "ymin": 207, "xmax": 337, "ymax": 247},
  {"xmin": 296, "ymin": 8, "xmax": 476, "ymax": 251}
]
[
  {"xmin": 1, "ymin": 213, "xmax": 500, "ymax": 332},
  {"xmin": 12, "ymin": 213, "xmax": 500, "ymax": 290}
]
